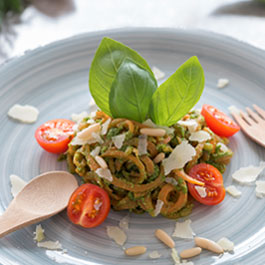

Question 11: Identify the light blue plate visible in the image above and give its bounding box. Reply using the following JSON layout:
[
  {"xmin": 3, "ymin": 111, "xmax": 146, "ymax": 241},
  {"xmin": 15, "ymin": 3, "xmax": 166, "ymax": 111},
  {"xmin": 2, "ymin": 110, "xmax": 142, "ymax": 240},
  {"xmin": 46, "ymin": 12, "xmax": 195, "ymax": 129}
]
[{"xmin": 0, "ymin": 28, "xmax": 265, "ymax": 265}]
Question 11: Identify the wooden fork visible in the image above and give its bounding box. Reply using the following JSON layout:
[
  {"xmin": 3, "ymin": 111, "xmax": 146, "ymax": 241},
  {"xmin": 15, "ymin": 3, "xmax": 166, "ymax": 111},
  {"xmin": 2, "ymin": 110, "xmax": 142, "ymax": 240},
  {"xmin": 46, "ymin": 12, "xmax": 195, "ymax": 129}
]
[{"xmin": 230, "ymin": 104, "xmax": 265, "ymax": 148}]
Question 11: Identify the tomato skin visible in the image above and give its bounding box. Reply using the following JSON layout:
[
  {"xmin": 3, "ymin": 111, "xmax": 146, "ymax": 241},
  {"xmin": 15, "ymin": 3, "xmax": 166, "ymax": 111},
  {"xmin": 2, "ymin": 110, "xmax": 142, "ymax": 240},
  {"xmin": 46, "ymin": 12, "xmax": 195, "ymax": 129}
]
[
  {"xmin": 67, "ymin": 184, "xmax": 110, "ymax": 228},
  {"xmin": 187, "ymin": 163, "xmax": 225, "ymax": 205},
  {"xmin": 35, "ymin": 119, "xmax": 75, "ymax": 154},
  {"xmin": 201, "ymin": 104, "xmax": 240, "ymax": 137}
]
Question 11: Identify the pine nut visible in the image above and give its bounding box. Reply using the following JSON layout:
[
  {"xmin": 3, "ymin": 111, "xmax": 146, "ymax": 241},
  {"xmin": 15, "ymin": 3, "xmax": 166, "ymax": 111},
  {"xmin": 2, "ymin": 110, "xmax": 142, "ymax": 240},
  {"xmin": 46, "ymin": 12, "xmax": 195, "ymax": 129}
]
[
  {"xmin": 180, "ymin": 247, "xmax": 202, "ymax": 259},
  {"xmin": 155, "ymin": 229, "xmax": 175, "ymax": 248},
  {"xmin": 124, "ymin": 246, "xmax": 147, "ymax": 256},
  {"xmin": 195, "ymin": 237, "xmax": 223, "ymax": 254},
  {"xmin": 153, "ymin": 153, "xmax": 165, "ymax": 164},
  {"xmin": 77, "ymin": 123, "xmax": 101, "ymax": 141},
  {"xmin": 140, "ymin": 128, "xmax": 166, "ymax": 137},
  {"xmin": 95, "ymin": 156, "xmax": 108, "ymax": 169}
]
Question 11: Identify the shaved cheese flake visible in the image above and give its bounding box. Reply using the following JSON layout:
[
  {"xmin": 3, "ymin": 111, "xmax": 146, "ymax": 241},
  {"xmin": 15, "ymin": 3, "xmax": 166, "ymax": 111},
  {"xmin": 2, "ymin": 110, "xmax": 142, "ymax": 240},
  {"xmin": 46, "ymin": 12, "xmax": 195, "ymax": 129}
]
[
  {"xmin": 91, "ymin": 132, "xmax": 104, "ymax": 144},
  {"xmin": 189, "ymin": 131, "xmax": 211, "ymax": 142},
  {"xmin": 69, "ymin": 136, "xmax": 88, "ymax": 146},
  {"xmin": 154, "ymin": 199, "xmax": 164, "ymax": 217},
  {"xmin": 90, "ymin": 146, "xmax": 101, "ymax": 157},
  {"xmin": 217, "ymin": 237, "xmax": 234, "ymax": 251},
  {"xmin": 112, "ymin": 133, "xmax": 126, "ymax": 149},
  {"xmin": 165, "ymin": 177, "xmax": 179, "ymax": 186},
  {"xmin": 10, "ymin": 174, "xmax": 27, "ymax": 197},
  {"xmin": 177, "ymin": 119, "xmax": 198, "ymax": 133},
  {"xmin": 106, "ymin": 226, "xmax": 127, "ymax": 246},
  {"xmin": 8, "ymin": 104, "xmax": 39, "ymax": 123},
  {"xmin": 119, "ymin": 215, "xmax": 129, "ymax": 230},
  {"xmin": 138, "ymin": 135, "xmax": 147, "ymax": 155},
  {"xmin": 163, "ymin": 140, "xmax": 196, "ymax": 175},
  {"xmin": 217, "ymin": 142, "xmax": 228, "ymax": 153},
  {"xmin": 152, "ymin": 66, "xmax": 165, "ymax": 80},
  {"xmin": 255, "ymin": 181, "xmax": 265, "ymax": 198},
  {"xmin": 37, "ymin": 240, "xmax": 62, "ymax": 250},
  {"xmin": 195, "ymin": 186, "xmax": 207, "ymax": 198},
  {"xmin": 228, "ymin": 105, "xmax": 240, "ymax": 115},
  {"xmin": 171, "ymin": 248, "xmax": 180, "ymax": 264},
  {"xmin": 142, "ymin": 119, "xmax": 174, "ymax": 135},
  {"xmin": 172, "ymin": 219, "xmax": 195, "ymax": 239},
  {"xmin": 149, "ymin": 250, "xmax": 162, "ymax": 259},
  {"xmin": 232, "ymin": 162, "xmax": 265, "ymax": 184},
  {"xmin": 33, "ymin": 224, "xmax": 45, "ymax": 242},
  {"xmin": 226, "ymin": 185, "xmax": 241, "ymax": 198},
  {"xmin": 217, "ymin": 78, "xmax": 229, "ymax": 88},
  {"xmin": 71, "ymin": 111, "xmax": 89, "ymax": 123},
  {"xmin": 95, "ymin": 168, "xmax": 113, "ymax": 182},
  {"xmin": 101, "ymin": 119, "xmax": 111, "ymax": 135}
]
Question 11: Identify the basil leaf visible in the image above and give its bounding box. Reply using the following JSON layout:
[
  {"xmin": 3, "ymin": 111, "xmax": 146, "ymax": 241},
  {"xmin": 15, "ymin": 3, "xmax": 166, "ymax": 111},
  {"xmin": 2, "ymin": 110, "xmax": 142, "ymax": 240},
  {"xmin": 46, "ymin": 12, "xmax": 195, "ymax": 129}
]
[
  {"xmin": 149, "ymin": 56, "xmax": 204, "ymax": 126},
  {"xmin": 109, "ymin": 58, "xmax": 157, "ymax": 122},
  {"xmin": 89, "ymin": 37, "xmax": 155, "ymax": 116}
]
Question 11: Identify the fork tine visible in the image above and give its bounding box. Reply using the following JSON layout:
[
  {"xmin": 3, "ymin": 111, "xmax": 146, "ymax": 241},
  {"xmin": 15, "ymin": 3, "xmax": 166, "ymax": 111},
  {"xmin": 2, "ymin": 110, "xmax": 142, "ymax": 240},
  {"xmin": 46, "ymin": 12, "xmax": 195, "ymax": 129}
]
[
  {"xmin": 253, "ymin": 104, "xmax": 265, "ymax": 120},
  {"xmin": 246, "ymin": 107, "xmax": 263, "ymax": 123},
  {"xmin": 239, "ymin": 110, "xmax": 255, "ymax": 126},
  {"xmin": 231, "ymin": 111, "xmax": 250, "ymax": 129}
]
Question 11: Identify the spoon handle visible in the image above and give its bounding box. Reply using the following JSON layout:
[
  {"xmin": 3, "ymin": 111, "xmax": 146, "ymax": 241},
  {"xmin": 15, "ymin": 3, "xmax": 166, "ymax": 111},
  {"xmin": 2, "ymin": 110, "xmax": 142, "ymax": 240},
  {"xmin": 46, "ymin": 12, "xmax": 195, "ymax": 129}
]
[{"xmin": 0, "ymin": 206, "xmax": 40, "ymax": 238}]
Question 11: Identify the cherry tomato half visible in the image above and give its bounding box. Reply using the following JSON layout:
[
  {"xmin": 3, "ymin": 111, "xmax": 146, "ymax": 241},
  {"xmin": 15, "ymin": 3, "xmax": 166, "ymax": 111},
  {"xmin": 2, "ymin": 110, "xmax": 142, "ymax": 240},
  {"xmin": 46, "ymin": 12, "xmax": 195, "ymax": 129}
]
[
  {"xmin": 201, "ymin": 104, "xmax": 240, "ymax": 137},
  {"xmin": 67, "ymin": 184, "xmax": 110, "ymax": 228},
  {"xmin": 35, "ymin": 119, "xmax": 75, "ymax": 154},
  {"xmin": 187, "ymin": 163, "xmax": 226, "ymax": 205}
]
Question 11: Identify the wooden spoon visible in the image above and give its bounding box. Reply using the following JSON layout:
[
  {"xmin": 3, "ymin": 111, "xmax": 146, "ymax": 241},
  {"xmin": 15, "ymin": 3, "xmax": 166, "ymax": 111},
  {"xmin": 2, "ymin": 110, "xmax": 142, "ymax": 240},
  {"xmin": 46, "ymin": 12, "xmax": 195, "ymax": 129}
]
[{"xmin": 0, "ymin": 171, "xmax": 78, "ymax": 238}]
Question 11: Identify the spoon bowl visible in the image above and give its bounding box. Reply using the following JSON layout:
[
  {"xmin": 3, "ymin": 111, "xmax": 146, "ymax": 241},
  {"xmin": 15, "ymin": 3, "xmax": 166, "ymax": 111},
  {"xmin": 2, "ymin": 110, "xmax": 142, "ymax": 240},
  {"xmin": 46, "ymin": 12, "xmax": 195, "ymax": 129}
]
[{"xmin": 0, "ymin": 171, "xmax": 78, "ymax": 238}]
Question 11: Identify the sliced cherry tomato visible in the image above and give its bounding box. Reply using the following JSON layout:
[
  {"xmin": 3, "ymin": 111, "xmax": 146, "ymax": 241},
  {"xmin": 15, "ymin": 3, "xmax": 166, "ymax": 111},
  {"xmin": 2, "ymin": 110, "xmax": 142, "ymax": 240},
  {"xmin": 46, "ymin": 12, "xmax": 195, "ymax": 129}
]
[
  {"xmin": 35, "ymin": 119, "xmax": 75, "ymax": 154},
  {"xmin": 201, "ymin": 104, "xmax": 240, "ymax": 137},
  {"xmin": 67, "ymin": 184, "xmax": 110, "ymax": 228},
  {"xmin": 187, "ymin": 163, "xmax": 225, "ymax": 205}
]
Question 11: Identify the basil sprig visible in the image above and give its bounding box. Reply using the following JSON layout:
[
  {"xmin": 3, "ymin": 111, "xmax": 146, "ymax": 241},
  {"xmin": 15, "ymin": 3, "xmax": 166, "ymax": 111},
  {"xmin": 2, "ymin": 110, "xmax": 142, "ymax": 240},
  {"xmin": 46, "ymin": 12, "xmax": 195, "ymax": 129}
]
[{"xmin": 89, "ymin": 38, "xmax": 204, "ymax": 126}]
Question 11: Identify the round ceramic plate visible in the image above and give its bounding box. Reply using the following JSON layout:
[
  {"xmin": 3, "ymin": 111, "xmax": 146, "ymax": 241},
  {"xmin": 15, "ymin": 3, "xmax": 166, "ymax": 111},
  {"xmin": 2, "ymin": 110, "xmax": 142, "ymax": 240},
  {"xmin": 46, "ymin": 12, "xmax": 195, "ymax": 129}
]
[{"xmin": 0, "ymin": 28, "xmax": 265, "ymax": 265}]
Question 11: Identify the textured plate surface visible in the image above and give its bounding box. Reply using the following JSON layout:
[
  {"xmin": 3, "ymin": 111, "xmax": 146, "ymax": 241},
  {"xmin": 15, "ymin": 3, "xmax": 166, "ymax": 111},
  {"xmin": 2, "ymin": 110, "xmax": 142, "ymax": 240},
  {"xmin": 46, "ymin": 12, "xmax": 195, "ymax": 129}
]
[{"xmin": 0, "ymin": 28, "xmax": 265, "ymax": 265}]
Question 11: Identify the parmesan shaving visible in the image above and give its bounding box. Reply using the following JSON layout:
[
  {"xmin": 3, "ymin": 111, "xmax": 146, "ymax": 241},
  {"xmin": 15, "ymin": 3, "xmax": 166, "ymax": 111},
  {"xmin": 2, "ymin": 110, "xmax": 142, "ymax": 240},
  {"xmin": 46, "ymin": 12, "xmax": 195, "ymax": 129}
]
[
  {"xmin": 106, "ymin": 226, "xmax": 127, "ymax": 246},
  {"xmin": 37, "ymin": 240, "xmax": 62, "ymax": 250},
  {"xmin": 153, "ymin": 199, "xmax": 164, "ymax": 217},
  {"xmin": 217, "ymin": 142, "xmax": 228, "ymax": 153},
  {"xmin": 10, "ymin": 174, "xmax": 27, "ymax": 197},
  {"xmin": 232, "ymin": 162, "xmax": 265, "ymax": 184},
  {"xmin": 112, "ymin": 133, "xmax": 126, "ymax": 149},
  {"xmin": 142, "ymin": 119, "xmax": 174, "ymax": 135},
  {"xmin": 163, "ymin": 140, "xmax": 196, "ymax": 175},
  {"xmin": 165, "ymin": 177, "xmax": 179, "ymax": 186},
  {"xmin": 194, "ymin": 185, "xmax": 207, "ymax": 198},
  {"xmin": 228, "ymin": 105, "xmax": 240, "ymax": 115},
  {"xmin": 217, "ymin": 237, "xmax": 234, "ymax": 251},
  {"xmin": 90, "ymin": 146, "xmax": 101, "ymax": 157},
  {"xmin": 138, "ymin": 135, "xmax": 147, "ymax": 155},
  {"xmin": 119, "ymin": 215, "xmax": 130, "ymax": 230},
  {"xmin": 95, "ymin": 168, "xmax": 113, "ymax": 182},
  {"xmin": 226, "ymin": 185, "xmax": 242, "ymax": 198},
  {"xmin": 152, "ymin": 66, "xmax": 165, "ymax": 80},
  {"xmin": 71, "ymin": 111, "xmax": 89, "ymax": 123},
  {"xmin": 255, "ymin": 181, "xmax": 265, "ymax": 198},
  {"xmin": 177, "ymin": 119, "xmax": 198, "ymax": 133},
  {"xmin": 69, "ymin": 136, "xmax": 88, "ymax": 146},
  {"xmin": 33, "ymin": 224, "xmax": 45, "ymax": 242},
  {"xmin": 189, "ymin": 131, "xmax": 211, "ymax": 142},
  {"xmin": 91, "ymin": 132, "xmax": 104, "ymax": 144},
  {"xmin": 8, "ymin": 104, "xmax": 39, "ymax": 123},
  {"xmin": 101, "ymin": 119, "xmax": 111, "ymax": 135},
  {"xmin": 172, "ymin": 219, "xmax": 195, "ymax": 239},
  {"xmin": 171, "ymin": 248, "xmax": 180, "ymax": 264},
  {"xmin": 217, "ymin": 78, "xmax": 229, "ymax": 88},
  {"xmin": 149, "ymin": 250, "xmax": 162, "ymax": 259}
]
